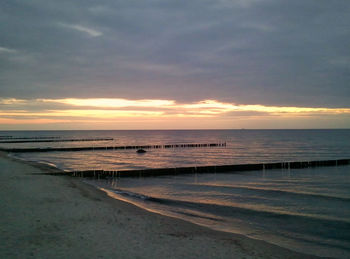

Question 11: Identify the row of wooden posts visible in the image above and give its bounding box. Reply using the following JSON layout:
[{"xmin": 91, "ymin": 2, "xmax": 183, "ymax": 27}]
[
  {"xmin": 0, "ymin": 138, "xmax": 114, "ymax": 144},
  {"xmin": 0, "ymin": 136, "xmax": 61, "ymax": 140},
  {"xmin": 64, "ymin": 158, "xmax": 350, "ymax": 178},
  {"xmin": 0, "ymin": 142, "xmax": 226, "ymax": 153}
]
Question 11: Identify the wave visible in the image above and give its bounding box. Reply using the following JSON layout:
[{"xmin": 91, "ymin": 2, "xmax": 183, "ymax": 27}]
[
  {"xmin": 8, "ymin": 153, "xmax": 56, "ymax": 168},
  {"xmin": 88, "ymin": 180, "xmax": 350, "ymax": 257},
  {"xmin": 188, "ymin": 183, "xmax": 350, "ymax": 202},
  {"xmin": 105, "ymin": 187, "xmax": 350, "ymax": 241},
  {"xmin": 108, "ymin": 189, "xmax": 152, "ymax": 201}
]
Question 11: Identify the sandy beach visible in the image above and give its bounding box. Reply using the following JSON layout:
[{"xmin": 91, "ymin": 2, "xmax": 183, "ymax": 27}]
[{"xmin": 0, "ymin": 152, "xmax": 316, "ymax": 259}]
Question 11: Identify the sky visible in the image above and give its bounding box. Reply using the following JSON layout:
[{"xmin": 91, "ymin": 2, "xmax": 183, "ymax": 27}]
[{"xmin": 0, "ymin": 0, "xmax": 349, "ymax": 130}]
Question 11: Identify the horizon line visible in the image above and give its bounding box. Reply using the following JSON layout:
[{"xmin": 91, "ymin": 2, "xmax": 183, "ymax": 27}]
[{"xmin": 1, "ymin": 128, "xmax": 350, "ymax": 132}]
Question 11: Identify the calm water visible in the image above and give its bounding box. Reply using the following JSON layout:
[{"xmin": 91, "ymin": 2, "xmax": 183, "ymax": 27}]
[
  {"xmin": 1, "ymin": 129, "xmax": 350, "ymax": 171},
  {"xmin": 1, "ymin": 129, "xmax": 350, "ymax": 257}
]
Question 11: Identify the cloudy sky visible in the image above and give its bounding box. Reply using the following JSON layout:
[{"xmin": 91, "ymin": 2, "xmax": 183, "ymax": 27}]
[{"xmin": 0, "ymin": 0, "xmax": 349, "ymax": 129}]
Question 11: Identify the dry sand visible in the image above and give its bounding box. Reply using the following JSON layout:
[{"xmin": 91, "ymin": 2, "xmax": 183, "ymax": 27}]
[{"xmin": 0, "ymin": 152, "xmax": 317, "ymax": 258}]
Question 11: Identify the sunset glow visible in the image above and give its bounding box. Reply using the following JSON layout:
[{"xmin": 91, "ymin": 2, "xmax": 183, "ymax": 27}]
[
  {"xmin": 1, "ymin": 98, "xmax": 349, "ymax": 129},
  {"xmin": 1, "ymin": 0, "xmax": 349, "ymax": 130},
  {"xmin": 41, "ymin": 98, "xmax": 175, "ymax": 108}
]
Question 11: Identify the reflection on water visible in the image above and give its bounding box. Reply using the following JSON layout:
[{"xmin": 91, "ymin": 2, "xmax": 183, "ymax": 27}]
[
  {"xmin": 3, "ymin": 129, "xmax": 350, "ymax": 171},
  {"xmin": 86, "ymin": 165, "xmax": 350, "ymax": 258}
]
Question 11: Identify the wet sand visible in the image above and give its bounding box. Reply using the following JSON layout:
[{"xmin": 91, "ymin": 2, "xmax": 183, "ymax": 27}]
[{"xmin": 0, "ymin": 152, "xmax": 316, "ymax": 258}]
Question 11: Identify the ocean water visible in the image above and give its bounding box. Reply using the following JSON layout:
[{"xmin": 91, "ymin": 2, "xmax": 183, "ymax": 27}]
[
  {"xmin": 88, "ymin": 166, "xmax": 350, "ymax": 258},
  {"xmin": 1, "ymin": 129, "xmax": 350, "ymax": 257},
  {"xmin": 2, "ymin": 129, "xmax": 350, "ymax": 171}
]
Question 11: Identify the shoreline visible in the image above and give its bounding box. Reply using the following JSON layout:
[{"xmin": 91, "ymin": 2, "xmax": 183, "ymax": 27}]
[{"xmin": 0, "ymin": 152, "xmax": 317, "ymax": 258}]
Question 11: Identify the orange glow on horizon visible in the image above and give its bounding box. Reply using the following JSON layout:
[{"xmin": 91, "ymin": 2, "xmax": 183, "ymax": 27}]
[
  {"xmin": 1, "ymin": 98, "xmax": 350, "ymax": 129},
  {"xmin": 40, "ymin": 98, "xmax": 175, "ymax": 108}
]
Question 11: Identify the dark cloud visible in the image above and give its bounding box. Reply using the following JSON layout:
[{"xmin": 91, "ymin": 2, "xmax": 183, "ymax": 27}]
[{"xmin": 0, "ymin": 0, "xmax": 349, "ymax": 107}]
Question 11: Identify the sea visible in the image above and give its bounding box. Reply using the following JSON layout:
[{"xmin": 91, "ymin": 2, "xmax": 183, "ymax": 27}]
[{"xmin": 1, "ymin": 129, "xmax": 349, "ymax": 258}]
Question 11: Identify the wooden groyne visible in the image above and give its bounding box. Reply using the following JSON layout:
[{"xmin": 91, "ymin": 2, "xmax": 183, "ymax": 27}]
[
  {"xmin": 0, "ymin": 136, "xmax": 60, "ymax": 140},
  {"xmin": 0, "ymin": 142, "xmax": 226, "ymax": 153},
  {"xmin": 0, "ymin": 138, "xmax": 114, "ymax": 144},
  {"xmin": 65, "ymin": 158, "xmax": 350, "ymax": 178}
]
